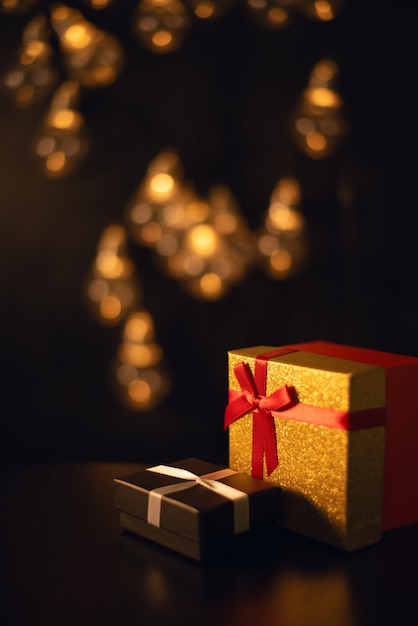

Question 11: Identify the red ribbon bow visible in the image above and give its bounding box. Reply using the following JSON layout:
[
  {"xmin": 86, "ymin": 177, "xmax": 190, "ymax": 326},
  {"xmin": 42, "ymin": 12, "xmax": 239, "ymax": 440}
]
[{"xmin": 224, "ymin": 349, "xmax": 296, "ymax": 479}]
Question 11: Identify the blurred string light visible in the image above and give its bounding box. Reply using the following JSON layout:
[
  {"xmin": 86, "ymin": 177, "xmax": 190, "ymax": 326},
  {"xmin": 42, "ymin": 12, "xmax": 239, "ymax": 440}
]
[
  {"xmin": 291, "ymin": 58, "xmax": 347, "ymax": 159},
  {"xmin": 1, "ymin": 14, "xmax": 58, "ymax": 107},
  {"xmin": 188, "ymin": 0, "xmax": 237, "ymax": 20},
  {"xmin": 125, "ymin": 151, "xmax": 257, "ymax": 300},
  {"xmin": 0, "ymin": 0, "xmax": 37, "ymax": 12},
  {"xmin": 0, "ymin": 2, "xmax": 346, "ymax": 170},
  {"xmin": 111, "ymin": 310, "xmax": 171, "ymax": 411},
  {"xmin": 82, "ymin": 0, "xmax": 117, "ymax": 9},
  {"xmin": 50, "ymin": 3, "xmax": 124, "ymax": 88},
  {"xmin": 1, "ymin": 0, "xmax": 345, "ymax": 62},
  {"xmin": 244, "ymin": 0, "xmax": 344, "ymax": 28},
  {"xmin": 244, "ymin": 0, "xmax": 296, "ymax": 30},
  {"xmin": 296, "ymin": 0, "xmax": 344, "ymax": 22},
  {"xmin": 84, "ymin": 225, "xmax": 171, "ymax": 412},
  {"xmin": 132, "ymin": 0, "xmax": 192, "ymax": 54},
  {"xmin": 84, "ymin": 224, "xmax": 141, "ymax": 326},
  {"xmin": 30, "ymin": 79, "xmax": 90, "ymax": 177},
  {"xmin": 1, "ymin": 2, "xmax": 124, "ymax": 177},
  {"xmin": 257, "ymin": 177, "xmax": 308, "ymax": 279}
]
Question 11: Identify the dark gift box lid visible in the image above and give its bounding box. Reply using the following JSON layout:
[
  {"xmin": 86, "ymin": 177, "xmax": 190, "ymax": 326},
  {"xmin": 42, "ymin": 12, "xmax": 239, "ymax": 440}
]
[{"xmin": 114, "ymin": 458, "xmax": 281, "ymax": 544}]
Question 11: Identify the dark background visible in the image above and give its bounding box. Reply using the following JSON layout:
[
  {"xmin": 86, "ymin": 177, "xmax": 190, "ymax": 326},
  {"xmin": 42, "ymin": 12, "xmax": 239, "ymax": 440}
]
[{"xmin": 1, "ymin": 0, "xmax": 417, "ymax": 465}]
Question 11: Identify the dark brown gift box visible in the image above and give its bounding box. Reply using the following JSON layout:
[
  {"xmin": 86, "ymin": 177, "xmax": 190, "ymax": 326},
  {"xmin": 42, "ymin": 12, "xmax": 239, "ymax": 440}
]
[{"xmin": 114, "ymin": 458, "xmax": 281, "ymax": 561}]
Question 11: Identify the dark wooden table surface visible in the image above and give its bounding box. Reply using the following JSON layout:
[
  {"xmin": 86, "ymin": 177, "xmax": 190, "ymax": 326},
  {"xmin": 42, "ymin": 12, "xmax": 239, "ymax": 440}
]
[{"xmin": 1, "ymin": 461, "xmax": 418, "ymax": 626}]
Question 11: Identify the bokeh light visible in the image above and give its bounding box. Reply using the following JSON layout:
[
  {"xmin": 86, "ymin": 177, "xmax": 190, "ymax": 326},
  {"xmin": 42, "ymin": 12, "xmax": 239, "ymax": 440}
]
[
  {"xmin": 245, "ymin": 0, "xmax": 296, "ymax": 30},
  {"xmin": 296, "ymin": 0, "xmax": 345, "ymax": 22},
  {"xmin": 133, "ymin": 0, "xmax": 191, "ymax": 54},
  {"xmin": 84, "ymin": 224, "xmax": 141, "ymax": 326},
  {"xmin": 30, "ymin": 80, "xmax": 89, "ymax": 178},
  {"xmin": 51, "ymin": 3, "xmax": 124, "ymax": 87},
  {"xmin": 291, "ymin": 58, "xmax": 347, "ymax": 159},
  {"xmin": 112, "ymin": 310, "xmax": 171, "ymax": 411},
  {"xmin": 1, "ymin": 15, "xmax": 58, "ymax": 108},
  {"xmin": 257, "ymin": 177, "xmax": 309, "ymax": 279}
]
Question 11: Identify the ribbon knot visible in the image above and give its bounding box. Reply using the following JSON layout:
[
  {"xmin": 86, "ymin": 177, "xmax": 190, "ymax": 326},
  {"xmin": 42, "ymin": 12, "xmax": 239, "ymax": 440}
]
[
  {"xmin": 246, "ymin": 392, "xmax": 260, "ymax": 408},
  {"xmin": 224, "ymin": 349, "xmax": 297, "ymax": 478}
]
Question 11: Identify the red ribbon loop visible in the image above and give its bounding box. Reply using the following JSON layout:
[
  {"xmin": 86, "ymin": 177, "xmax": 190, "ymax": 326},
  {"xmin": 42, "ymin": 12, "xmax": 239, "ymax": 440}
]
[{"xmin": 224, "ymin": 354, "xmax": 295, "ymax": 478}]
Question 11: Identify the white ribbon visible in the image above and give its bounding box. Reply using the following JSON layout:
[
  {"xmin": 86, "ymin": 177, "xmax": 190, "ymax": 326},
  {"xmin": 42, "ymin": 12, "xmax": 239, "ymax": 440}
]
[{"xmin": 146, "ymin": 464, "xmax": 250, "ymax": 534}]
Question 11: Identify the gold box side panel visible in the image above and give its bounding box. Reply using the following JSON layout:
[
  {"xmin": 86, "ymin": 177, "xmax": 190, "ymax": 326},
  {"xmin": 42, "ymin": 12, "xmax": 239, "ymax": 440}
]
[
  {"xmin": 228, "ymin": 417, "xmax": 385, "ymax": 550},
  {"xmin": 229, "ymin": 417, "xmax": 349, "ymax": 547}
]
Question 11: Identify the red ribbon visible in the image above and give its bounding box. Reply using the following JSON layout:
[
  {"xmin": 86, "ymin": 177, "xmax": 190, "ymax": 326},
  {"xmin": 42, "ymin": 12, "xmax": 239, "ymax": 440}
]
[
  {"xmin": 224, "ymin": 349, "xmax": 297, "ymax": 478},
  {"xmin": 225, "ymin": 346, "xmax": 387, "ymax": 480}
]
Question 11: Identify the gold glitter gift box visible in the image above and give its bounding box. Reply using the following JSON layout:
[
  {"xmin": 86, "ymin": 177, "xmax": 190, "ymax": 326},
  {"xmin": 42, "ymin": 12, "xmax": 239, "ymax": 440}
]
[{"xmin": 224, "ymin": 341, "xmax": 418, "ymax": 551}]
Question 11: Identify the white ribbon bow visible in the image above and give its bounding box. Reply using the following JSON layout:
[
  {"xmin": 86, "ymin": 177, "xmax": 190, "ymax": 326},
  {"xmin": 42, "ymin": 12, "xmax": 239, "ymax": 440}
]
[{"xmin": 146, "ymin": 464, "xmax": 250, "ymax": 534}]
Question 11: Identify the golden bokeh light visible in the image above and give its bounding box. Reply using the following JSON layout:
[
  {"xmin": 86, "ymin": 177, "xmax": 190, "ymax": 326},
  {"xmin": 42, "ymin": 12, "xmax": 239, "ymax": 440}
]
[
  {"xmin": 183, "ymin": 254, "xmax": 205, "ymax": 276},
  {"xmin": 140, "ymin": 222, "xmax": 163, "ymax": 244},
  {"xmin": 88, "ymin": 0, "xmax": 114, "ymax": 8},
  {"xmin": 161, "ymin": 203, "xmax": 186, "ymax": 227},
  {"xmin": 270, "ymin": 248, "xmax": 292, "ymax": 273},
  {"xmin": 133, "ymin": 0, "xmax": 191, "ymax": 53},
  {"xmin": 101, "ymin": 224, "xmax": 127, "ymax": 249},
  {"xmin": 305, "ymin": 87, "xmax": 342, "ymax": 108},
  {"xmin": 246, "ymin": 0, "xmax": 292, "ymax": 30},
  {"xmin": 194, "ymin": 2, "xmax": 215, "ymax": 18},
  {"xmin": 268, "ymin": 204, "xmax": 304, "ymax": 232},
  {"xmin": 31, "ymin": 80, "xmax": 89, "ymax": 177},
  {"xmin": 62, "ymin": 24, "xmax": 93, "ymax": 50},
  {"xmin": 258, "ymin": 233, "xmax": 279, "ymax": 255},
  {"xmin": 267, "ymin": 7, "xmax": 287, "ymax": 24},
  {"xmin": 51, "ymin": 5, "xmax": 124, "ymax": 87},
  {"xmin": 258, "ymin": 176, "xmax": 308, "ymax": 279},
  {"xmin": 292, "ymin": 59, "xmax": 346, "ymax": 159},
  {"xmin": 130, "ymin": 203, "xmax": 154, "ymax": 225},
  {"xmin": 149, "ymin": 173, "xmax": 175, "ymax": 199},
  {"xmin": 45, "ymin": 151, "xmax": 66, "ymax": 173},
  {"xmin": 274, "ymin": 178, "xmax": 301, "ymax": 206},
  {"xmin": 314, "ymin": 0, "xmax": 334, "ymax": 20},
  {"xmin": 185, "ymin": 224, "xmax": 219, "ymax": 257},
  {"xmin": 128, "ymin": 379, "xmax": 152, "ymax": 404},
  {"xmin": 297, "ymin": 0, "xmax": 343, "ymax": 22},
  {"xmin": 112, "ymin": 309, "xmax": 171, "ymax": 411},
  {"xmin": 21, "ymin": 40, "xmax": 45, "ymax": 63},
  {"xmin": 306, "ymin": 131, "xmax": 327, "ymax": 152},
  {"xmin": 100, "ymin": 295, "xmax": 122, "ymax": 320},
  {"xmin": 87, "ymin": 278, "xmax": 109, "ymax": 302},
  {"xmin": 95, "ymin": 251, "xmax": 125, "ymax": 278},
  {"xmin": 213, "ymin": 212, "xmax": 238, "ymax": 235},
  {"xmin": 199, "ymin": 272, "xmax": 223, "ymax": 298},
  {"xmin": 185, "ymin": 201, "xmax": 210, "ymax": 223},
  {"xmin": 313, "ymin": 59, "xmax": 338, "ymax": 82},
  {"xmin": 125, "ymin": 153, "xmax": 292, "ymax": 300},
  {"xmin": 189, "ymin": 0, "xmax": 236, "ymax": 19},
  {"xmin": 2, "ymin": 0, "xmax": 20, "ymax": 9},
  {"xmin": 125, "ymin": 312, "xmax": 154, "ymax": 341},
  {"xmin": 84, "ymin": 224, "xmax": 141, "ymax": 326},
  {"xmin": 119, "ymin": 343, "xmax": 163, "ymax": 367},
  {"xmin": 155, "ymin": 233, "xmax": 178, "ymax": 255},
  {"xmin": 295, "ymin": 116, "xmax": 314, "ymax": 134},
  {"xmin": 47, "ymin": 109, "xmax": 83, "ymax": 131},
  {"xmin": 1, "ymin": 15, "xmax": 58, "ymax": 108},
  {"xmin": 116, "ymin": 363, "xmax": 137, "ymax": 386},
  {"xmin": 152, "ymin": 30, "xmax": 173, "ymax": 48}
]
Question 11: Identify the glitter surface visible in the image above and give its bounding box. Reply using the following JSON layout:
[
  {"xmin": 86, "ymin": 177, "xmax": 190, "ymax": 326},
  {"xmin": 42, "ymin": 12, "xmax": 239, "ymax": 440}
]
[{"xmin": 227, "ymin": 346, "xmax": 386, "ymax": 550}]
